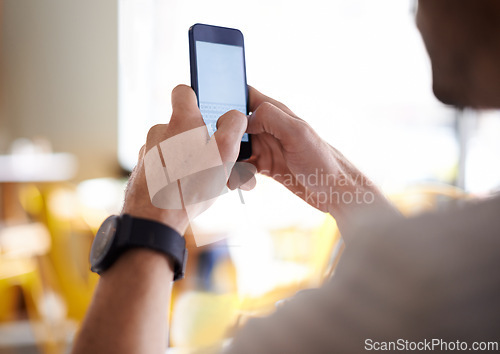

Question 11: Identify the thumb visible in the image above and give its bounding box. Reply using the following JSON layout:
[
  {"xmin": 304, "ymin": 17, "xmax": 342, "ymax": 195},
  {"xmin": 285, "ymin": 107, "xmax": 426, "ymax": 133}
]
[
  {"xmin": 247, "ymin": 102, "xmax": 302, "ymax": 148},
  {"xmin": 169, "ymin": 84, "xmax": 205, "ymax": 135},
  {"xmin": 213, "ymin": 110, "xmax": 248, "ymax": 163}
]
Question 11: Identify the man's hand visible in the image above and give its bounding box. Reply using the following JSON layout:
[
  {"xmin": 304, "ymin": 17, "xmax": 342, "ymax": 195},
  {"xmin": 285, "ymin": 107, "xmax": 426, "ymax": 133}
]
[
  {"xmin": 122, "ymin": 84, "xmax": 248, "ymax": 234},
  {"xmin": 72, "ymin": 85, "xmax": 249, "ymax": 354},
  {"xmin": 247, "ymin": 86, "xmax": 398, "ymax": 236}
]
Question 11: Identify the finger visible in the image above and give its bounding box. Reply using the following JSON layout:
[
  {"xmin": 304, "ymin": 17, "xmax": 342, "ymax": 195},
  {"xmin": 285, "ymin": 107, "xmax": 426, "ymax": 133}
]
[
  {"xmin": 239, "ymin": 175, "xmax": 257, "ymax": 191},
  {"xmin": 170, "ymin": 84, "xmax": 205, "ymax": 134},
  {"xmin": 228, "ymin": 174, "xmax": 257, "ymax": 191},
  {"xmin": 138, "ymin": 144, "xmax": 146, "ymax": 161},
  {"xmin": 248, "ymin": 86, "xmax": 299, "ymax": 118},
  {"xmin": 227, "ymin": 162, "xmax": 257, "ymax": 190},
  {"xmin": 213, "ymin": 110, "xmax": 248, "ymax": 163},
  {"xmin": 171, "ymin": 84, "xmax": 200, "ymax": 116},
  {"xmin": 146, "ymin": 123, "xmax": 169, "ymax": 152},
  {"xmin": 247, "ymin": 102, "xmax": 304, "ymax": 148},
  {"xmin": 246, "ymin": 133, "xmax": 288, "ymax": 174}
]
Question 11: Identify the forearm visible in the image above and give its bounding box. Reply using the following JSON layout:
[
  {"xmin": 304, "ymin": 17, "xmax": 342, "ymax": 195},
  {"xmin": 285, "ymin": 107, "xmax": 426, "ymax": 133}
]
[
  {"xmin": 326, "ymin": 145, "xmax": 401, "ymax": 241},
  {"xmin": 72, "ymin": 249, "xmax": 174, "ymax": 354}
]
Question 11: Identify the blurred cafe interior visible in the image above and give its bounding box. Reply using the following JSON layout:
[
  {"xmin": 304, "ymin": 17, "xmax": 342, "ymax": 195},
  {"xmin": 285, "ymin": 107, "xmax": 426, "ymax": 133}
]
[{"xmin": 1, "ymin": 0, "xmax": 500, "ymax": 353}]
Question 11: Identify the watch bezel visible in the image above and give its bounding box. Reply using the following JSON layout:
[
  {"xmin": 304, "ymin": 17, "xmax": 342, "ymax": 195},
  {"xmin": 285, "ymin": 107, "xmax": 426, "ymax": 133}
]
[{"xmin": 90, "ymin": 215, "xmax": 121, "ymax": 274}]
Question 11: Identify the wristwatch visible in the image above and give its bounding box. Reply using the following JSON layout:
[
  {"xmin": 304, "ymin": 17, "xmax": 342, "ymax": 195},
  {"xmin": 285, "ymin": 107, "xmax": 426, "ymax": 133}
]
[{"xmin": 90, "ymin": 214, "xmax": 187, "ymax": 281}]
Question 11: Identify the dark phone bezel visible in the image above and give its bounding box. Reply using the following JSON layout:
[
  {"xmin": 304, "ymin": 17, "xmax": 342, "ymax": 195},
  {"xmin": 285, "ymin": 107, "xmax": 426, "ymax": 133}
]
[{"xmin": 188, "ymin": 23, "xmax": 252, "ymax": 161}]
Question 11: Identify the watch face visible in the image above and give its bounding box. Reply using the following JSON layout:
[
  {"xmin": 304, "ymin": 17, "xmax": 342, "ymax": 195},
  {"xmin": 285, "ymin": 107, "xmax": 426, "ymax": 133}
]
[{"xmin": 90, "ymin": 216, "xmax": 119, "ymax": 269}]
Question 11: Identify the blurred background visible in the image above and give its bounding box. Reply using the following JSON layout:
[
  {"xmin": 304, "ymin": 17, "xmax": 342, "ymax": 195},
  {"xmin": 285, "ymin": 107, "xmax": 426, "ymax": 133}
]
[{"xmin": 1, "ymin": 0, "xmax": 499, "ymax": 353}]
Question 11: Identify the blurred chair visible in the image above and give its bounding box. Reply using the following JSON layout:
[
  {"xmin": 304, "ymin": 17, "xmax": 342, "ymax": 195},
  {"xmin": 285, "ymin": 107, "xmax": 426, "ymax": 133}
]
[
  {"xmin": 0, "ymin": 223, "xmax": 51, "ymax": 325},
  {"xmin": 0, "ymin": 149, "xmax": 98, "ymax": 353},
  {"xmin": 0, "ymin": 182, "xmax": 100, "ymax": 353},
  {"xmin": 0, "ymin": 222, "xmax": 70, "ymax": 353},
  {"xmin": 18, "ymin": 183, "xmax": 99, "ymax": 322}
]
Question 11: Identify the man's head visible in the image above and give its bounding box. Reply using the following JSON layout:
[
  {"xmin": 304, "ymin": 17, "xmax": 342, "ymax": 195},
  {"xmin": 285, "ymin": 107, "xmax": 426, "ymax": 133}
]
[{"xmin": 416, "ymin": 0, "xmax": 500, "ymax": 108}]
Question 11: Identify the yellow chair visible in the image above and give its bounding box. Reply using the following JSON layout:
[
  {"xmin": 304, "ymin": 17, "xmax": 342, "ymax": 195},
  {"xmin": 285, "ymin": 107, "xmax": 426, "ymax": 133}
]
[
  {"xmin": 0, "ymin": 222, "xmax": 71, "ymax": 354},
  {"xmin": 19, "ymin": 184, "xmax": 99, "ymax": 322}
]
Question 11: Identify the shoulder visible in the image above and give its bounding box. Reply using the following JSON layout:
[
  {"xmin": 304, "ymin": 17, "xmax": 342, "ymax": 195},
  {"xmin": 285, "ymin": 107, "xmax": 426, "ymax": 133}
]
[
  {"xmin": 329, "ymin": 194, "xmax": 500, "ymax": 339},
  {"xmin": 350, "ymin": 194, "xmax": 500, "ymax": 266},
  {"xmin": 336, "ymin": 194, "xmax": 500, "ymax": 293}
]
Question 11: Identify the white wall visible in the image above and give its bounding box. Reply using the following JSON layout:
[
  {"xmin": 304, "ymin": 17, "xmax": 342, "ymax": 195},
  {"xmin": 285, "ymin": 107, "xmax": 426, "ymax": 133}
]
[{"xmin": 0, "ymin": 0, "xmax": 118, "ymax": 180}]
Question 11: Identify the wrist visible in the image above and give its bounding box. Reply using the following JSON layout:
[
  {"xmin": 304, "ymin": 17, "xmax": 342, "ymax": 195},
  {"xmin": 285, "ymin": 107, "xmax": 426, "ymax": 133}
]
[
  {"xmin": 324, "ymin": 146, "xmax": 380, "ymax": 215},
  {"xmin": 103, "ymin": 248, "xmax": 175, "ymax": 280}
]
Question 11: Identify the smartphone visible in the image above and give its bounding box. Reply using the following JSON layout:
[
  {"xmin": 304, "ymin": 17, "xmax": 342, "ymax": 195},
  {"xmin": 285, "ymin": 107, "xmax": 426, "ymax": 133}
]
[{"xmin": 189, "ymin": 23, "xmax": 251, "ymax": 160}]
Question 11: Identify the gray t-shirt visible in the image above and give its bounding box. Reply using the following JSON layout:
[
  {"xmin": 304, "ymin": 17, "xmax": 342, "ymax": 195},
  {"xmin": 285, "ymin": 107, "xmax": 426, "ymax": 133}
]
[{"xmin": 226, "ymin": 195, "xmax": 500, "ymax": 353}]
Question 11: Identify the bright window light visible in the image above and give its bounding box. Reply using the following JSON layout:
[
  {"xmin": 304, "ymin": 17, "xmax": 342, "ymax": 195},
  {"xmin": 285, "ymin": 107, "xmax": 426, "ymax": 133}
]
[{"xmin": 118, "ymin": 0, "xmax": 455, "ymax": 189}]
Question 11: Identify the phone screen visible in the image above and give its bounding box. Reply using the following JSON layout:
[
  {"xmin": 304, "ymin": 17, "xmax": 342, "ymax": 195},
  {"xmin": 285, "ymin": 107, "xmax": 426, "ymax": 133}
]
[{"xmin": 195, "ymin": 41, "xmax": 249, "ymax": 142}]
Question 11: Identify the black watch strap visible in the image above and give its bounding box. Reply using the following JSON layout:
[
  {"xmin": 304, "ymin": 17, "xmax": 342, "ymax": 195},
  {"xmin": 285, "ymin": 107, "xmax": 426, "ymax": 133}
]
[{"xmin": 118, "ymin": 214, "xmax": 187, "ymax": 281}]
